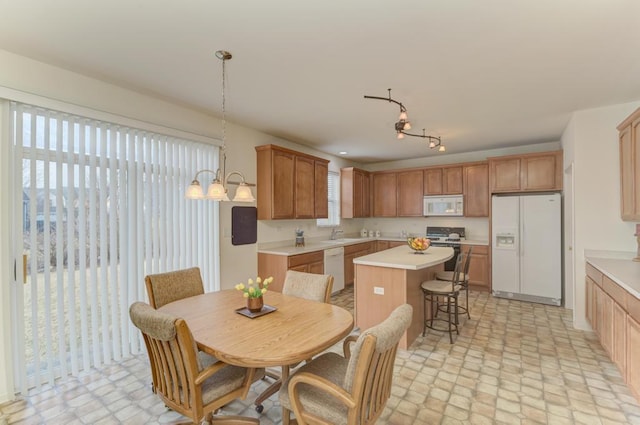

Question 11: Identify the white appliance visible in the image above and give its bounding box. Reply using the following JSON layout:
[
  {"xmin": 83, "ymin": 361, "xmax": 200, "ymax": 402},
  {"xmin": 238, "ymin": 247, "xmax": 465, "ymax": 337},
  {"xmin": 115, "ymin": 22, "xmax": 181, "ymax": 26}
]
[
  {"xmin": 324, "ymin": 246, "xmax": 345, "ymax": 294},
  {"xmin": 423, "ymin": 195, "xmax": 464, "ymax": 216},
  {"xmin": 491, "ymin": 194, "xmax": 562, "ymax": 306}
]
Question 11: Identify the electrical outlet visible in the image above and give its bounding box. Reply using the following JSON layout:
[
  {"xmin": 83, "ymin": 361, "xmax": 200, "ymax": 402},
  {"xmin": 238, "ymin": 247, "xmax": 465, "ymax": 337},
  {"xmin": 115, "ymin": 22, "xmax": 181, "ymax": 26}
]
[
  {"xmin": 223, "ymin": 227, "xmax": 231, "ymax": 238},
  {"xmin": 373, "ymin": 286, "xmax": 384, "ymax": 295}
]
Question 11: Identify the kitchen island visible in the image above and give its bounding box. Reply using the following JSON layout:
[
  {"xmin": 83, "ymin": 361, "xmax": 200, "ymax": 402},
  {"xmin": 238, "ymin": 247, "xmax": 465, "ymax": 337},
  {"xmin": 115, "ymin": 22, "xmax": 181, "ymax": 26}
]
[{"xmin": 353, "ymin": 246, "xmax": 454, "ymax": 349}]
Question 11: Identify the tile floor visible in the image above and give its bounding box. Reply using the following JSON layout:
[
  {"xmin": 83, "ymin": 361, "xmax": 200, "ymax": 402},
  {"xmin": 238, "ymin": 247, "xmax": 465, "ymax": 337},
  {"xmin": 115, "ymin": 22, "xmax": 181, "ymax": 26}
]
[{"xmin": 2, "ymin": 287, "xmax": 640, "ymax": 424}]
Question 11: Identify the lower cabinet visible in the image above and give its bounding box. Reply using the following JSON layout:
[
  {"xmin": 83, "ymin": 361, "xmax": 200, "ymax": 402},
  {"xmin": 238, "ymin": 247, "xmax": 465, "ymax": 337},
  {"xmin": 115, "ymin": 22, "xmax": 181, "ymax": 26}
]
[
  {"xmin": 258, "ymin": 250, "xmax": 324, "ymax": 293},
  {"xmin": 586, "ymin": 262, "xmax": 640, "ymax": 402},
  {"xmin": 375, "ymin": 240, "xmax": 406, "ymax": 252},
  {"xmin": 628, "ymin": 315, "xmax": 640, "ymax": 400},
  {"xmin": 462, "ymin": 244, "xmax": 490, "ymax": 291},
  {"xmin": 344, "ymin": 242, "xmax": 375, "ymax": 286}
]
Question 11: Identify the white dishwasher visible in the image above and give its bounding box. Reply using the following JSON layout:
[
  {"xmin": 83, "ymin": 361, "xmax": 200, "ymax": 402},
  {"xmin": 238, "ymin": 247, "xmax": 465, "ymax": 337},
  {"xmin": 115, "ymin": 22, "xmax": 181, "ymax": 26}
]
[{"xmin": 324, "ymin": 246, "xmax": 345, "ymax": 293}]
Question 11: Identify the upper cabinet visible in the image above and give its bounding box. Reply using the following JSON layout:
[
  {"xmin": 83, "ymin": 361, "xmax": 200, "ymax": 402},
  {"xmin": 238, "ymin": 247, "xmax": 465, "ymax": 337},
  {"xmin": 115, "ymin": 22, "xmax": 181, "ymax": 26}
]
[
  {"xmin": 340, "ymin": 167, "xmax": 370, "ymax": 218},
  {"xmin": 618, "ymin": 107, "xmax": 640, "ymax": 221},
  {"xmin": 423, "ymin": 166, "xmax": 463, "ymax": 195},
  {"xmin": 397, "ymin": 170, "xmax": 424, "ymax": 216},
  {"xmin": 255, "ymin": 144, "xmax": 329, "ymax": 220},
  {"xmin": 372, "ymin": 172, "xmax": 398, "ymax": 217},
  {"xmin": 489, "ymin": 150, "xmax": 563, "ymax": 193},
  {"xmin": 463, "ymin": 162, "xmax": 489, "ymax": 217}
]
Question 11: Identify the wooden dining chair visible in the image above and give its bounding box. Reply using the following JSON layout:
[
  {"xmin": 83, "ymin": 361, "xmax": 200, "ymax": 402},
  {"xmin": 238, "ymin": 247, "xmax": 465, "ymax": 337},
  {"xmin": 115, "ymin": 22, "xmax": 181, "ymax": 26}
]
[
  {"xmin": 144, "ymin": 267, "xmax": 204, "ymax": 309},
  {"xmin": 278, "ymin": 304, "xmax": 413, "ymax": 425},
  {"xmin": 254, "ymin": 270, "xmax": 334, "ymax": 413},
  {"xmin": 129, "ymin": 302, "xmax": 263, "ymax": 425}
]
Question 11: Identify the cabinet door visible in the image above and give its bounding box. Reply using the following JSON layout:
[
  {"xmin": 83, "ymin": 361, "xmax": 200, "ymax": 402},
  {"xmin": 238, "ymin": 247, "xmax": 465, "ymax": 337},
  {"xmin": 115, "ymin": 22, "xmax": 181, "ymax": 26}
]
[
  {"xmin": 521, "ymin": 154, "xmax": 560, "ymax": 191},
  {"xmin": 376, "ymin": 241, "xmax": 390, "ymax": 252},
  {"xmin": 464, "ymin": 245, "xmax": 489, "ymax": 290},
  {"xmin": 362, "ymin": 172, "xmax": 371, "ymax": 217},
  {"xmin": 600, "ymin": 288, "xmax": 614, "ymax": 356},
  {"xmin": 295, "ymin": 156, "xmax": 315, "ymax": 219},
  {"xmin": 397, "ymin": 170, "xmax": 424, "ymax": 216},
  {"xmin": 490, "ymin": 158, "xmax": 521, "ymax": 192},
  {"xmin": 372, "ymin": 173, "xmax": 397, "ymax": 217},
  {"xmin": 272, "ymin": 150, "xmax": 296, "ymax": 219},
  {"xmin": 443, "ymin": 166, "xmax": 463, "ymax": 194},
  {"xmin": 463, "ymin": 163, "xmax": 489, "ymax": 217},
  {"xmin": 620, "ymin": 124, "xmax": 635, "ymax": 220},
  {"xmin": 628, "ymin": 315, "xmax": 640, "ymax": 401},
  {"xmin": 314, "ymin": 161, "xmax": 328, "ymax": 218},
  {"xmin": 633, "ymin": 117, "xmax": 640, "ymax": 219},
  {"xmin": 344, "ymin": 253, "xmax": 356, "ymax": 286},
  {"xmin": 586, "ymin": 277, "xmax": 595, "ymax": 328},
  {"xmin": 308, "ymin": 260, "xmax": 324, "ymax": 275},
  {"xmin": 613, "ymin": 301, "xmax": 627, "ymax": 374},
  {"xmin": 423, "ymin": 168, "xmax": 443, "ymax": 195}
]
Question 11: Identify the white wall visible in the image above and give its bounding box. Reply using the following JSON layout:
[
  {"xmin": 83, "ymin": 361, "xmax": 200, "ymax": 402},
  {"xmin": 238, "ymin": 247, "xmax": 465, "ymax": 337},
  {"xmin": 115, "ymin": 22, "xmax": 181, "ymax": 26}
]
[{"xmin": 562, "ymin": 101, "xmax": 640, "ymax": 330}]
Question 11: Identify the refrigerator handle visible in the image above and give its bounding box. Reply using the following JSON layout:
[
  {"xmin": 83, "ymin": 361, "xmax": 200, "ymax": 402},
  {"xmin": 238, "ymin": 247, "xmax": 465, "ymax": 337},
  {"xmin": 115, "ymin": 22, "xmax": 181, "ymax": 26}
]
[{"xmin": 520, "ymin": 201, "xmax": 524, "ymax": 258}]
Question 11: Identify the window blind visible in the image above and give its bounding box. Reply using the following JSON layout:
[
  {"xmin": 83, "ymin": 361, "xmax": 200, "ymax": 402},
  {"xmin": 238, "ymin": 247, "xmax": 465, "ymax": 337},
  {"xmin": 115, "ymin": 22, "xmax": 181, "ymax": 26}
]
[
  {"xmin": 10, "ymin": 102, "xmax": 220, "ymax": 392},
  {"xmin": 317, "ymin": 170, "xmax": 340, "ymax": 227}
]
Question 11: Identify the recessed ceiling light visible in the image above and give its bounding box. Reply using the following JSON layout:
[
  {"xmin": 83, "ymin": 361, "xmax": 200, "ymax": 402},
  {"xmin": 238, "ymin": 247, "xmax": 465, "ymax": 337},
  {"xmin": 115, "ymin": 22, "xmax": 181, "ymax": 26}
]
[{"xmin": 339, "ymin": 151, "xmax": 348, "ymax": 155}]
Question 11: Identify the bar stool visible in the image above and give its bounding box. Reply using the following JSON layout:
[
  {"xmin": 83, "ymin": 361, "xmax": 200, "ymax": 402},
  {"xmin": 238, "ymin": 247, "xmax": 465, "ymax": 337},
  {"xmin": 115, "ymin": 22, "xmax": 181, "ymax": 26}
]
[
  {"xmin": 420, "ymin": 252, "xmax": 467, "ymax": 343},
  {"xmin": 435, "ymin": 246, "xmax": 473, "ymax": 320}
]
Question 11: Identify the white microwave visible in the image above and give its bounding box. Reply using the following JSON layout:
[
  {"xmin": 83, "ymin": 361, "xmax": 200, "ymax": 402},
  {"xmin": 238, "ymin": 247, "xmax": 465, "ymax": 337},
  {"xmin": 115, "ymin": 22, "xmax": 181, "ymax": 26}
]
[{"xmin": 423, "ymin": 195, "xmax": 464, "ymax": 216}]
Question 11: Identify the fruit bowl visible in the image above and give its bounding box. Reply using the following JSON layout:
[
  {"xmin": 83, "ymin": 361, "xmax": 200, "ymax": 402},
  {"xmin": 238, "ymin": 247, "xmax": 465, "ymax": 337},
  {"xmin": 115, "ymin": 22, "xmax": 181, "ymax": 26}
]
[{"xmin": 407, "ymin": 237, "xmax": 431, "ymax": 254}]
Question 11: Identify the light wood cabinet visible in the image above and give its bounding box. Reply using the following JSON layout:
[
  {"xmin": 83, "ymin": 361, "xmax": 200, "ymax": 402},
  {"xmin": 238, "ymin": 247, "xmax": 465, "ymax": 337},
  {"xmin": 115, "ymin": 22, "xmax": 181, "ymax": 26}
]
[
  {"xmin": 443, "ymin": 166, "xmax": 463, "ymax": 194},
  {"xmin": 463, "ymin": 162, "xmax": 489, "ymax": 217},
  {"xmin": 375, "ymin": 240, "xmax": 406, "ymax": 252},
  {"xmin": 340, "ymin": 167, "xmax": 370, "ymax": 218},
  {"xmin": 344, "ymin": 242, "xmax": 375, "ymax": 286},
  {"xmin": 585, "ymin": 261, "xmax": 640, "ymax": 402},
  {"xmin": 423, "ymin": 168, "xmax": 443, "ymax": 195},
  {"xmin": 489, "ymin": 150, "xmax": 563, "ymax": 193},
  {"xmin": 462, "ymin": 244, "xmax": 489, "ymax": 291},
  {"xmin": 256, "ymin": 144, "xmax": 329, "ymax": 220},
  {"xmin": 628, "ymin": 315, "xmax": 640, "ymax": 400},
  {"xmin": 617, "ymin": 107, "xmax": 640, "ymax": 221},
  {"xmin": 372, "ymin": 172, "xmax": 397, "ymax": 217},
  {"xmin": 397, "ymin": 170, "xmax": 424, "ymax": 217},
  {"xmin": 423, "ymin": 166, "xmax": 463, "ymax": 195},
  {"xmin": 258, "ymin": 250, "xmax": 324, "ymax": 293}
]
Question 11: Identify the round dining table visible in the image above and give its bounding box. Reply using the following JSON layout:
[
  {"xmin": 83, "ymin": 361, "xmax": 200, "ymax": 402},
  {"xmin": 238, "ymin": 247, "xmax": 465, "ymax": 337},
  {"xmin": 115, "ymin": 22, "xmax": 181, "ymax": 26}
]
[{"xmin": 158, "ymin": 289, "xmax": 354, "ymax": 368}]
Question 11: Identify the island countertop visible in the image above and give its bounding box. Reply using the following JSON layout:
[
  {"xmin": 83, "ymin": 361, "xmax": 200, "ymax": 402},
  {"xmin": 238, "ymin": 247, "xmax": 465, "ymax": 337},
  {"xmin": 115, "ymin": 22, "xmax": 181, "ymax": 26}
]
[{"xmin": 353, "ymin": 245, "xmax": 454, "ymax": 270}]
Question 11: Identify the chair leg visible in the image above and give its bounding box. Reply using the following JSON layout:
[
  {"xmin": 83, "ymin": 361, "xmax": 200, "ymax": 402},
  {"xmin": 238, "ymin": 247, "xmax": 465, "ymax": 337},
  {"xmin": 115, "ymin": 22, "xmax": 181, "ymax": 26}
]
[
  {"xmin": 210, "ymin": 416, "xmax": 259, "ymax": 425},
  {"xmin": 422, "ymin": 292, "xmax": 427, "ymax": 337},
  {"xmin": 465, "ymin": 284, "xmax": 471, "ymax": 319},
  {"xmin": 454, "ymin": 295, "xmax": 460, "ymax": 336},
  {"xmin": 282, "ymin": 407, "xmax": 291, "ymax": 425},
  {"xmin": 447, "ymin": 296, "xmax": 453, "ymax": 344},
  {"xmin": 254, "ymin": 378, "xmax": 282, "ymax": 412}
]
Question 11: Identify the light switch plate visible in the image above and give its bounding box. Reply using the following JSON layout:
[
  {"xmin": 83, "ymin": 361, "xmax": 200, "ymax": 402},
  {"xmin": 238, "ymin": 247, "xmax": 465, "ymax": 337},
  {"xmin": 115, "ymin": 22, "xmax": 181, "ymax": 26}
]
[{"xmin": 373, "ymin": 286, "xmax": 384, "ymax": 295}]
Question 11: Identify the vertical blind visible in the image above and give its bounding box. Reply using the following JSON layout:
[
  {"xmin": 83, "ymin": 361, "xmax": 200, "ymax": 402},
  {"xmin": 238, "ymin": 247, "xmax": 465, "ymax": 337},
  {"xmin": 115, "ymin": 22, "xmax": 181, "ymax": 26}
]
[{"xmin": 10, "ymin": 102, "xmax": 220, "ymax": 392}]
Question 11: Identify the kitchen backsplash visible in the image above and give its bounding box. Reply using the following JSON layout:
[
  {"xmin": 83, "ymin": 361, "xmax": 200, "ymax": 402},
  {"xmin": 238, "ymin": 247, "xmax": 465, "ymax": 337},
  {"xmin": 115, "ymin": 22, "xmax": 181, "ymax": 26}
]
[{"xmin": 257, "ymin": 217, "xmax": 489, "ymax": 244}]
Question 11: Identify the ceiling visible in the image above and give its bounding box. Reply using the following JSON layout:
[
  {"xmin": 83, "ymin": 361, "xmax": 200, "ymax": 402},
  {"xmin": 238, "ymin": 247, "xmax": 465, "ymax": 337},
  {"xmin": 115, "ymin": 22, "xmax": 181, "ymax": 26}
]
[{"xmin": 1, "ymin": 0, "xmax": 640, "ymax": 163}]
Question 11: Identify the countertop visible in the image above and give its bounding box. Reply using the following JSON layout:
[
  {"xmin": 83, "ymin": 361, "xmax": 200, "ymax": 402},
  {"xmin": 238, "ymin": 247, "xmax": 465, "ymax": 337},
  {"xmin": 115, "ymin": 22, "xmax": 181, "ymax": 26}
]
[
  {"xmin": 585, "ymin": 251, "xmax": 640, "ymax": 299},
  {"xmin": 257, "ymin": 236, "xmax": 489, "ymax": 256},
  {"xmin": 352, "ymin": 245, "xmax": 454, "ymax": 271}
]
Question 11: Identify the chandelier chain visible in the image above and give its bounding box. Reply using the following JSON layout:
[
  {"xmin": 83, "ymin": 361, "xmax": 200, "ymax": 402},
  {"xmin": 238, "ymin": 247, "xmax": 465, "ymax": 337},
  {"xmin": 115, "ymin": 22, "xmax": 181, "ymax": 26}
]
[{"xmin": 221, "ymin": 54, "xmax": 227, "ymax": 154}]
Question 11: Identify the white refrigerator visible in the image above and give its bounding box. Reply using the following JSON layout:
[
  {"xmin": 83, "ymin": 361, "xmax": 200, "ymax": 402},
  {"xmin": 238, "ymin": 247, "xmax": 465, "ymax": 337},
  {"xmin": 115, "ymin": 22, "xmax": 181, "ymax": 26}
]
[{"xmin": 491, "ymin": 193, "xmax": 562, "ymax": 306}]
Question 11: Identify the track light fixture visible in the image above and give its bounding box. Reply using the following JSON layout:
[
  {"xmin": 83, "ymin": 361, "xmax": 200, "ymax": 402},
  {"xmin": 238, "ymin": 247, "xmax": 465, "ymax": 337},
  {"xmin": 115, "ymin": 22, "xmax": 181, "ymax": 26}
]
[{"xmin": 364, "ymin": 88, "xmax": 445, "ymax": 152}]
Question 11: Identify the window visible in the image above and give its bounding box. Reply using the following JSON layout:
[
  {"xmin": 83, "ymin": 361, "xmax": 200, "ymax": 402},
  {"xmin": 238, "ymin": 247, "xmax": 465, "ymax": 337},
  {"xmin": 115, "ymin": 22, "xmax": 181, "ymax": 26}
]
[
  {"xmin": 317, "ymin": 170, "xmax": 340, "ymax": 227},
  {"xmin": 10, "ymin": 102, "xmax": 220, "ymax": 391}
]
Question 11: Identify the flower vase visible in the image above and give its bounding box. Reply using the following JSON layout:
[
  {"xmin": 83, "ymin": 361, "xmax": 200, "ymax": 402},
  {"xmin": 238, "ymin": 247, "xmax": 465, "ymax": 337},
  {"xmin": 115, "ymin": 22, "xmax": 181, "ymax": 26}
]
[{"xmin": 247, "ymin": 296, "xmax": 264, "ymax": 313}]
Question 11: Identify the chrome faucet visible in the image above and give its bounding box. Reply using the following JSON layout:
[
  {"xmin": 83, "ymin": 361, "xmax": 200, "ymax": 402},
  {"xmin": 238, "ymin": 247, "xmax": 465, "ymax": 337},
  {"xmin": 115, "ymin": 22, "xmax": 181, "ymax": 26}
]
[{"xmin": 330, "ymin": 228, "xmax": 343, "ymax": 240}]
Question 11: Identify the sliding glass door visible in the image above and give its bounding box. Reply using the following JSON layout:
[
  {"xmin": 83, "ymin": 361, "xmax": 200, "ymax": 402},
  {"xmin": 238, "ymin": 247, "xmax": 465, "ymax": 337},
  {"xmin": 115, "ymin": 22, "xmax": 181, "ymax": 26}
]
[{"xmin": 10, "ymin": 102, "xmax": 220, "ymax": 392}]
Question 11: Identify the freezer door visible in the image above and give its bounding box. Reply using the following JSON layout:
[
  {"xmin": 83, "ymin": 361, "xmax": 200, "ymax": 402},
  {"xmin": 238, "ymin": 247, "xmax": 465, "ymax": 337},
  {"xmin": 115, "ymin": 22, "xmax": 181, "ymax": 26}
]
[
  {"xmin": 520, "ymin": 194, "xmax": 561, "ymax": 300},
  {"xmin": 491, "ymin": 196, "xmax": 520, "ymax": 294}
]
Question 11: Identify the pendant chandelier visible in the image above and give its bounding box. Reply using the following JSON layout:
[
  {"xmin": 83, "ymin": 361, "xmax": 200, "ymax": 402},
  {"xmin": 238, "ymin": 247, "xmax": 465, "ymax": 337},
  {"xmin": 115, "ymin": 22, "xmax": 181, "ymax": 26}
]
[
  {"xmin": 364, "ymin": 88, "xmax": 445, "ymax": 152},
  {"xmin": 185, "ymin": 50, "xmax": 255, "ymax": 202}
]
